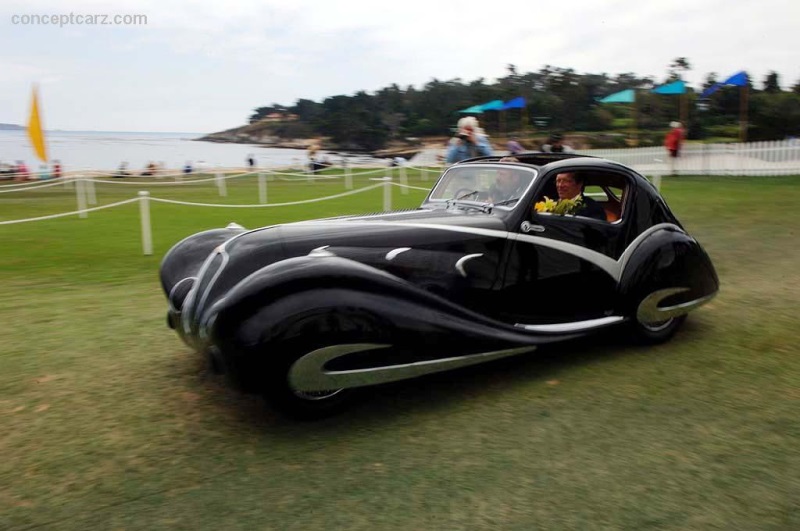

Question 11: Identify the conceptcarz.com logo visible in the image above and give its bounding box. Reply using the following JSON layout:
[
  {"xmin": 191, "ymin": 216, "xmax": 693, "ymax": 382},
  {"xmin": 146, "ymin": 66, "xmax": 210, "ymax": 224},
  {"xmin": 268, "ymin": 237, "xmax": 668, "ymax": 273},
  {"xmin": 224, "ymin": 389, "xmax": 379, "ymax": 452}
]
[{"xmin": 11, "ymin": 13, "xmax": 148, "ymax": 26}]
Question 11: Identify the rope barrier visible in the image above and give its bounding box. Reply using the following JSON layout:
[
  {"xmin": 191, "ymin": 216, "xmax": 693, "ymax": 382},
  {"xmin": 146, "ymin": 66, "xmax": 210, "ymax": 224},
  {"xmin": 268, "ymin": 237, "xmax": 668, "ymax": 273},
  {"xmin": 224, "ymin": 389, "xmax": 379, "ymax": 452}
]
[
  {"xmin": 147, "ymin": 183, "xmax": 384, "ymax": 208},
  {"xmin": 0, "ymin": 179, "xmax": 75, "ymax": 194},
  {"xmin": 391, "ymin": 182, "xmax": 431, "ymax": 192},
  {"xmin": 0, "ymin": 198, "xmax": 139, "ymax": 225},
  {"xmin": 84, "ymin": 170, "xmax": 257, "ymax": 185}
]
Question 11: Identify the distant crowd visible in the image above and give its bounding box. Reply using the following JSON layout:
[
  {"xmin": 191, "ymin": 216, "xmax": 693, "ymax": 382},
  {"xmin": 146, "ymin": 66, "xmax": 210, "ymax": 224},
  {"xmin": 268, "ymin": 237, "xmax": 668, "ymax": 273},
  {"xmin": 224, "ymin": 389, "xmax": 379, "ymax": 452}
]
[{"xmin": 0, "ymin": 160, "xmax": 62, "ymax": 181}]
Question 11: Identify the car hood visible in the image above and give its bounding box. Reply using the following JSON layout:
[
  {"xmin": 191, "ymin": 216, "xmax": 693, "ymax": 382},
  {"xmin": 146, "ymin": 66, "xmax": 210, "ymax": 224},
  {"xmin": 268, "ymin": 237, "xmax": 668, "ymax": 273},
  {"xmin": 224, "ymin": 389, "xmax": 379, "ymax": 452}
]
[{"xmin": 198, "ymin": 208, "xmax": 510, "ymax": 311}]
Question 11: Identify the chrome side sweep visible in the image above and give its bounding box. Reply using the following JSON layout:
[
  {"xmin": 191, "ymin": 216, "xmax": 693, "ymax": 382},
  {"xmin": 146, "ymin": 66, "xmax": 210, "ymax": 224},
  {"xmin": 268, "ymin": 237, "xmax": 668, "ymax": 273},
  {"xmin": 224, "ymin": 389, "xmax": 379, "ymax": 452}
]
[
  {"xmin": 385, "ymin": 247, "xmax": 411, "ymax": 261},
  {"xmin": 288, "ymin": 344, "xmax": 536, "ymax": 392},
  {"xmin": 515, "ymin": 315, "xmax": 625, "ymax": 333},
  {"xmin": 455, "ymin": 253, "xmax": 483, "ymax": 277},
  {"xmin": 637, "ymin": 288, "xmax": 717, "ymax": 325}
]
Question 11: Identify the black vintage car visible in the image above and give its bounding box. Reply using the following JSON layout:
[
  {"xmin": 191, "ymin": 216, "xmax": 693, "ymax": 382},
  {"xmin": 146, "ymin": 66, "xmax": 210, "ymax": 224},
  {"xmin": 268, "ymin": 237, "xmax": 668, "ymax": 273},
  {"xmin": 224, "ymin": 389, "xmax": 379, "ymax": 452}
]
[{"xmin": 160, "ymin": 153, "xmax": 718, "ymax": 417}]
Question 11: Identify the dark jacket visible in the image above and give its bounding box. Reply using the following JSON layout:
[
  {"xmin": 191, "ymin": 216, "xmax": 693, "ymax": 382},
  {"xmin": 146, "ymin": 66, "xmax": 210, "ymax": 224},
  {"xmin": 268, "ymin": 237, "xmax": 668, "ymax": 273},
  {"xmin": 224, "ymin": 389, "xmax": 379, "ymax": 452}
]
[{"xmin": 577, "ymin": 195, "xmax": 607, "ymax": 221}]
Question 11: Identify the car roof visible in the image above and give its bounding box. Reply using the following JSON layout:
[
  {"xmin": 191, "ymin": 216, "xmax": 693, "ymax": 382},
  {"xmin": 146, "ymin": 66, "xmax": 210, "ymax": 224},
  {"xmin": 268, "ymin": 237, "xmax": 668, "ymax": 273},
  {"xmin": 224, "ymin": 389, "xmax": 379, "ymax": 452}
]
[{"xmin": 455, "ymin": 151, "xmax": 655, "ymax": 190}]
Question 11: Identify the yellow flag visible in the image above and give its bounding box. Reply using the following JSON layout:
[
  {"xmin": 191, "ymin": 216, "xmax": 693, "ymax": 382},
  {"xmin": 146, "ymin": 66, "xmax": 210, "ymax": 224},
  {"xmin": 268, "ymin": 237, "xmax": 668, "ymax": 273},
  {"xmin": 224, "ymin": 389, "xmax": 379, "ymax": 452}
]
[{"xmin": 27, "ymin": 85, "xmax": 48, "ymax": 163}]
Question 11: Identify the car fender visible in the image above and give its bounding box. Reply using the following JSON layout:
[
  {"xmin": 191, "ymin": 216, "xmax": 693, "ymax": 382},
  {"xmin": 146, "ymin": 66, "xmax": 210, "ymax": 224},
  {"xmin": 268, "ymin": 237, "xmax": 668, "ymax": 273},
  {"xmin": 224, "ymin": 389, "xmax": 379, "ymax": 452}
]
[
  {"xmin": 160, "ymin": 226, "xmax": 246, "ymax": 309},
  {"xmin": 617, "ymin": 226, "xmax": 719, "ymax": 319}
]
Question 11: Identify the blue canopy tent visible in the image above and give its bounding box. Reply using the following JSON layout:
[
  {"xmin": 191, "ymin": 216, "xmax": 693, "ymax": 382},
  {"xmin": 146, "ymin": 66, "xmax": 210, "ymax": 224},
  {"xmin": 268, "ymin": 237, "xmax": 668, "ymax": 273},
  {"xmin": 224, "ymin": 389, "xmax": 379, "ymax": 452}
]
[
  {"xmin": 471, "ymin": 99, "xmax": 506, "ymax": 134},
  {"xmin": 599, "ymin": 89, "xmax": 638, "ymax": 142},
  {"xmin": 502, "ymin": 97, "xmax": 527, "ymax": 134},
  {"xmin": 699, "ymin": 71, "xmax": 750, "ymax": 141},
  {"xmin": 652, "ymin": 80, "xmax": 688, "ymax": 128},
  {"xmin": 598, "ymin": 89, "xmax": 635, "ymax": 104},
  {"xmin": 458, "ymin": 105, "xmax": 484, "ymax": 114}
]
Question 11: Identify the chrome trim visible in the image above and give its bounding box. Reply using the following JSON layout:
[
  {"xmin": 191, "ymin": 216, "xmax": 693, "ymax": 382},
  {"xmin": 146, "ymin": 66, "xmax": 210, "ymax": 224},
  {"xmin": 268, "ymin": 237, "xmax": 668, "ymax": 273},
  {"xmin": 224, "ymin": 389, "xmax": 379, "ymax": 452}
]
[
  {"xmin": 637, "ymin": 288, "xmax": 716, "ymax": 325},
  {"xmin": 195, "ymin": 250, "xmax": 230, "ymax": 316},
  {"xmin": 515, "ymin": 315, "xmax": 625, "ymax": 333},
  {"xmin": 309, "ymin": 245, "xmax": 335, "ymax": 257},
  {"xmin": 385, "ymin": 247, "xmax": 411, "ymax": 261},
  {"xmin": 288, "ymin": 344, "xmax": 536, "ymax": 392},
  {"xmin": 455, "ymin": 253, "xmax": 483, "ymax": 277},
  {"xmin": 167, "ymin": 276, "xmax": 197, "ymax": 313}
]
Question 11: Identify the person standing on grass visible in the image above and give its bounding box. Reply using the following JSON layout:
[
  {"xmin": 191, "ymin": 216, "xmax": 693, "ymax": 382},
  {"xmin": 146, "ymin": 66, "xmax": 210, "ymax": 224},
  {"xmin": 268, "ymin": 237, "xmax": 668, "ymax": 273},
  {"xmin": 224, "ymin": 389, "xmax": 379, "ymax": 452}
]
[
  {"xmin": 52, "ymin": 160, "xmax": 62, "ymax": 179},
  {"xmin": 664, "ymin": 121, "xmax": 685, "ymax": 175}
]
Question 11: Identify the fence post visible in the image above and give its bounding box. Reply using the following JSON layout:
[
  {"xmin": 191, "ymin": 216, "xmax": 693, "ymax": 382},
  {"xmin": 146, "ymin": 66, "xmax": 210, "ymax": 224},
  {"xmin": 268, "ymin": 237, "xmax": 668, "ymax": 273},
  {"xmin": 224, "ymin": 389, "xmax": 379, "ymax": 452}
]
[
  {"xmin": 76, "ymin": 178, "xmax": 88, "ymax": 218},
  {"xmin": 216, "ymin": 170, "xmax": 227, "ymax": 197},
  {"xmin": 399, "ymin": 166, "xmax": 409, "ymax": 195},
  {"xmin": 345, "ymin": 164, "xmax": 353, "ymax": 189},
  {"xmin": 258, "ymin": 172, "xmax": 268, "ymax": 204},
  {"xmin": 383, "ymin": 176, "xmax": 392, "ymax": 212},
  {"xmin": 138, "ymin": 191, "xmax": 153, "ymax": 256},
  {"xmin": 86, "ymin": 178, "xmax": 97, "ymax": 205},
  {"xmin": 651, "ymin": 172, "xmax": 662, "ymax": 192}
]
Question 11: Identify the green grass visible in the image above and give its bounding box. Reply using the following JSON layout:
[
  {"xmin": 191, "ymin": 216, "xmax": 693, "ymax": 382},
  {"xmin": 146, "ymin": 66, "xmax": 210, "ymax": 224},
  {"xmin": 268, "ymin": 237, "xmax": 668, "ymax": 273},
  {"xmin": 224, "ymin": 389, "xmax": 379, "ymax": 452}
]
[{"xmin": 1, "ymin": 171, "xmax": 799, "ymax": 530}]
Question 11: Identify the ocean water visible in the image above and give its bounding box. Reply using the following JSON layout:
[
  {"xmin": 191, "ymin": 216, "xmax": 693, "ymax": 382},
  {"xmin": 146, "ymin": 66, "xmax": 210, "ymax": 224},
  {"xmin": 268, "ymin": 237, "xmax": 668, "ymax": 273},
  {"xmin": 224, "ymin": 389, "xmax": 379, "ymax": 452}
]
[{"xmin": 0, "ymin": 130, "xmax": 375, "ymax": 172}]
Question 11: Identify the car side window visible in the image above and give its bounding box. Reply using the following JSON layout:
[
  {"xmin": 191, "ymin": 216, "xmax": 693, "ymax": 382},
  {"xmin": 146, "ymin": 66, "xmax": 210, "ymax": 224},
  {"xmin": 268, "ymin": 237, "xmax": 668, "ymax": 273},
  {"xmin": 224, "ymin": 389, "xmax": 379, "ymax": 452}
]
[{"xmin": 531, "ymin": 171, "xmax": 629, "ymax": 224}]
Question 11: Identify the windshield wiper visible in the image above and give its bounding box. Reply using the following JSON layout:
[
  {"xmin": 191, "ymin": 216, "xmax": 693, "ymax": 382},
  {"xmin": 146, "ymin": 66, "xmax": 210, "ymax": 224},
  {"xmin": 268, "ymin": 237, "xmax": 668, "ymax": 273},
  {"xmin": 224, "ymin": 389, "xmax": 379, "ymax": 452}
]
[
  {"xmin": 455, "ymin": 189, "xmax": 479, "ymax": 200},
  {"xmin": 492, "ymin": 196, "xmax": 522, "ymax": 207}
]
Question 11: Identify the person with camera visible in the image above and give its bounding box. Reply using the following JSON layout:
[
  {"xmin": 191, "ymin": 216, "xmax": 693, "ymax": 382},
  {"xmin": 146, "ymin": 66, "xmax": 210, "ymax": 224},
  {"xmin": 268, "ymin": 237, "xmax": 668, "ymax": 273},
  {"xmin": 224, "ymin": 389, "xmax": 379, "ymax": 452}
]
[{"xmin": 446, "ymin": 116, "xmax": 493, "ymax": 164}]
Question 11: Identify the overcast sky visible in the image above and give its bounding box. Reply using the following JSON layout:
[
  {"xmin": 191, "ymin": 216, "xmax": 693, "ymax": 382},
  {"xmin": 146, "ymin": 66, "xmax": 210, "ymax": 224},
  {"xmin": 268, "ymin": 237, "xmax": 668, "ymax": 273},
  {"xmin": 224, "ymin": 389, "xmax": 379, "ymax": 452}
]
[{"xmin": 1, "ymin": 0, "xmax": 797, "ymax": 133}]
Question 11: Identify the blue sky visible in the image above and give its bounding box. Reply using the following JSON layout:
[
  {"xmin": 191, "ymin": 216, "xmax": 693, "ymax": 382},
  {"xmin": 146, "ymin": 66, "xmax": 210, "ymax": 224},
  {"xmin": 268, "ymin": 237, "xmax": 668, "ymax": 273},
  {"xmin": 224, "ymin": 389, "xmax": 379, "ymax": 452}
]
[{"xmin": 1, "ymin": 0, "xmax": 798, "ymax": 133}]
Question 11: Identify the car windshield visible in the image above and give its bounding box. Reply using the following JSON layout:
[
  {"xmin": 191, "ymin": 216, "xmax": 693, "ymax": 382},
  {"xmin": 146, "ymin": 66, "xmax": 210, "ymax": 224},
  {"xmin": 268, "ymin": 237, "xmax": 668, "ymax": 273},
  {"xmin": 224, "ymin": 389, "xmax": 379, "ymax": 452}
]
[{"xmin": 428, "ymin": 164, "xmax": 538, "ymax": 208}]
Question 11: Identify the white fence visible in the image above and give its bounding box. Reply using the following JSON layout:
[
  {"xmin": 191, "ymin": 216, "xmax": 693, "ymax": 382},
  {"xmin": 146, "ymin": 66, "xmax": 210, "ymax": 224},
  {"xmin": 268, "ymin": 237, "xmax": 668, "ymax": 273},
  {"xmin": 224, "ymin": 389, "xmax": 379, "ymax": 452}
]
[
  {"xmin": 578, "ymin": 140, "xmax": 800, "ymax": 177},
  {"xmin": 0, "ymin": 174, "xmax": 426, "ymax": 256},
  {"xmin": 409, "ymin": 140, "xmax": 800, "ymax": 177}
]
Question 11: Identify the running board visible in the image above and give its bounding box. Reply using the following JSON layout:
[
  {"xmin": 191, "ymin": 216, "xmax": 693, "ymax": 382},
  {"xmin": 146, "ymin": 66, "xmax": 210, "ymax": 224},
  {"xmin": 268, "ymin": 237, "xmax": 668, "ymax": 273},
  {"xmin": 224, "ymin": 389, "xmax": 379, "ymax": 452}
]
[{"xmin": 514, "ymin": 315, "xmax": 626, "ymax": 334}]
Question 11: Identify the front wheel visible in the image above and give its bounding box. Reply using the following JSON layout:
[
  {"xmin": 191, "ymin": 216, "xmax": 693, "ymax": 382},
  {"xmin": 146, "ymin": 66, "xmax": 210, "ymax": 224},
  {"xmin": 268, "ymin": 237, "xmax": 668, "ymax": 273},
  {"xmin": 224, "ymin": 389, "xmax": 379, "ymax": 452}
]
[{"xmin": 262, "ymin": 340, "xmax": 360, "ymax": 420}]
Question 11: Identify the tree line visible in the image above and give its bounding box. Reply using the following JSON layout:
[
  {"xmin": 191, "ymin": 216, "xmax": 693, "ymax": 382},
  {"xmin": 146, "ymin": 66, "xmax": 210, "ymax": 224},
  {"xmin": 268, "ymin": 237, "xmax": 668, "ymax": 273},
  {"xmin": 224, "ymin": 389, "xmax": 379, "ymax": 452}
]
[{"xmin": 249, "ymin": 59, "xmax": 800, "ymax": 150}]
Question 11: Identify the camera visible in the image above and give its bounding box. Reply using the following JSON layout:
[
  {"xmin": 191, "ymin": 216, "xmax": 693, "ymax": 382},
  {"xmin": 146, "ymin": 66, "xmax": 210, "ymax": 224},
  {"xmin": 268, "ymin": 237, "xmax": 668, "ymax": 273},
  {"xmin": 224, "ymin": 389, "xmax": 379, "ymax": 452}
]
[{"xmin": 457, "ymin": 133, "xmax": 471, "ymax": 141}]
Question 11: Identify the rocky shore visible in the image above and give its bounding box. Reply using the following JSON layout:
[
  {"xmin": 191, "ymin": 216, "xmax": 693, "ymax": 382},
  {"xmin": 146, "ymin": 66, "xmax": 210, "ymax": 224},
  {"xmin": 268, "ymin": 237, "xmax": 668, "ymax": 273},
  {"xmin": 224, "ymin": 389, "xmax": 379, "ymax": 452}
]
[
  {"xmin": 197, "ymin": 123, "xmax": 436, "ymax": 159},
  {"xmin": 198, "ymin": 122, "xmax": 593, "ymax": 160}
]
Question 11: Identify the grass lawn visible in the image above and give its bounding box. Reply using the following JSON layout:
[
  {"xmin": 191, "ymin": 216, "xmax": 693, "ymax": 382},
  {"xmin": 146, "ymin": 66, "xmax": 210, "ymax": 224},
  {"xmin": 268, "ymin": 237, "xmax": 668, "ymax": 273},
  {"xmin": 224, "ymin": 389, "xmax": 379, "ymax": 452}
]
[{"xmin": 1, "ymin": 170, "xmax": 799, "ymax": 530}]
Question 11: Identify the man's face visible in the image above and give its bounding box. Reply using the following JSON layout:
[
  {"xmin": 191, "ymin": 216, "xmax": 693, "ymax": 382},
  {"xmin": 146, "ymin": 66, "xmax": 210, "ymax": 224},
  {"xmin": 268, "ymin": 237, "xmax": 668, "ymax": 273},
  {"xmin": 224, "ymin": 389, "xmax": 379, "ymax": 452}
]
[{"xmin": 556, "ymin": 173, "xmax": 581, "ymax": 199}]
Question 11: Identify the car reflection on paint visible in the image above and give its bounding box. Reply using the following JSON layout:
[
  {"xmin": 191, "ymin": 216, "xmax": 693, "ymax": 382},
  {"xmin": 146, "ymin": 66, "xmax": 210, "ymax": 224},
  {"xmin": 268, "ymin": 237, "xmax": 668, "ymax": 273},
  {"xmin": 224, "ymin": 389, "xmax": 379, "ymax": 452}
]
[{"xmin": 160, "ymin": 153, "xmax": 718, "ymax": 418}]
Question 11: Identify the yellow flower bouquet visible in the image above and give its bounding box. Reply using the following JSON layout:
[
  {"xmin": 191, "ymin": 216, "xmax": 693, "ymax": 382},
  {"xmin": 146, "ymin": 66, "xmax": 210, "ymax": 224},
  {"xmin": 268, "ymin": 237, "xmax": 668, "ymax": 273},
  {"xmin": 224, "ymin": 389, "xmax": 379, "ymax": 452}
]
[{"xmin": 534, "ymin": 196, "xmax": 584, "ymax": 216}]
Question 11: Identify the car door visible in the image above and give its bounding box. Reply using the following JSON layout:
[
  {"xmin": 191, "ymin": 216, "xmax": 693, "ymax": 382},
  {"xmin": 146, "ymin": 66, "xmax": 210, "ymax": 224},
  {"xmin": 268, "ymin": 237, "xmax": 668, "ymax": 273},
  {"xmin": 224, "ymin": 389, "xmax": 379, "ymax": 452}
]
[{"xmin": 496, "ymin": 169, "xmax": 632, "ymax": 324}]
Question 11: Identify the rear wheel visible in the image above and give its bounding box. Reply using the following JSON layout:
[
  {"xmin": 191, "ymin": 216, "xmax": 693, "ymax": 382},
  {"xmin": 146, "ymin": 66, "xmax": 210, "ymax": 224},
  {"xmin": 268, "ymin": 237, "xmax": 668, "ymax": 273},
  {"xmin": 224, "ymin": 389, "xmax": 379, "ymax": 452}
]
[{"xmin": 630, "ymin": 314, "xmax": 686, "ymax": 344}]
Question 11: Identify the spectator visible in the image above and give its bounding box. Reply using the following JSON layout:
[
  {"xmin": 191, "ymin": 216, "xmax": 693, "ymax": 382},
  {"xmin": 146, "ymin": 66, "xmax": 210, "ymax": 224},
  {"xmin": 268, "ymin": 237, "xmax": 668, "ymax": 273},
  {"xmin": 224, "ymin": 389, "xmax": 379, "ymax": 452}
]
[
  {"xmin": 664, "ymin": 121, "xmax": 684, "ymax": 158},
  {"xmin": 506, "ymin": 137, "xmax": 524, "ymax": 155},
  {"xmin": 541, "ymin": 133, "xmax": 574, "ymax": 153},
  {"xmin": 15, "ymin": 160, "xmax": 30, "ymax": 182},
  {"xmin": 183, "ymin": 161, "xmax": 193, "ymax": 175},
  {"xmin": 446, "ymin": 116, "xmax": 493, "ymax": 164},
  {"xmin": 664, "ymin": 121, "xmax": 685, "ymax": 175},
  {"xmin": 52, "ymin": 160, "xmax": 62, "ymax": 179},
  {"xmin": 116, "ymin": 161, "xmax": 130, "ymax": 178},
  {"xmin": 247, "ymin": 154, "xmax": 256, "ymax": 170}
]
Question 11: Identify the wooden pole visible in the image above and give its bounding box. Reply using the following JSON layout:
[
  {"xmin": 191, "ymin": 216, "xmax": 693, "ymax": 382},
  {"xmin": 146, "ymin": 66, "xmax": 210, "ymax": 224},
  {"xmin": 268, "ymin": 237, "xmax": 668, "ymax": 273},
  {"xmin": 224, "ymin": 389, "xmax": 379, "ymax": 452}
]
[
  {"xmin": 680, "ymin": 92, "xmax": 689, "ymax": 129},
  {"xmin": 632, "ymin": 92, "xmax": 639, "ymax": 146},
  {"xmin": 739, "ymin": 84, "xmax": 749, "ymax": 142}
]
